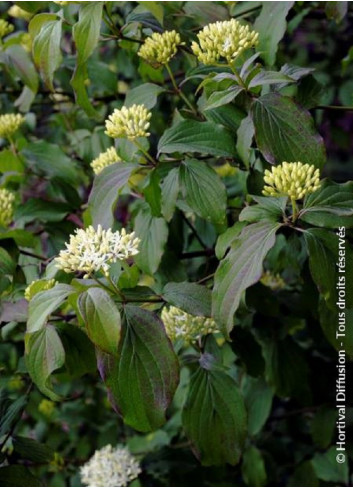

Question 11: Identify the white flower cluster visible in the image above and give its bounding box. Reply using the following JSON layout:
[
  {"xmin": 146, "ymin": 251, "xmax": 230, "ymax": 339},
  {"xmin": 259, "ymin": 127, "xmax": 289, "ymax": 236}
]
[
  {"xmin": 162, "ymin": 306, "xmax": 218, "ymax": 343},
  {"xmin": 80, "ymin": 445, "xmax": 141, "ymax": 487},
  {"xmin": 55, "ymin": 225, "xmax": 140, "ymax": 278}
]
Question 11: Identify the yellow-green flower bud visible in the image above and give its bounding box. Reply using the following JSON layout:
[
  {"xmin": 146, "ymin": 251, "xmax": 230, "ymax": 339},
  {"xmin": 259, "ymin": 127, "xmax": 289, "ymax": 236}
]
[
  {"xmin": 0, "ymin": 113, "xmax": 25, "ymax": 139},
  {"xmin": 191, "ymin": 19, "xmax": 258, "ymax": 65},
  {"xmin": 0, "ymin": 19, "xmax": 14, "ymax": 39},
  {"xmin": 215, "ymin": 162, "xmax": 237, "ymax": 178},
  {"xmin": 0, "ymin": 188, "xmax": 15, "ymax": 227},
  {"xmin": 8, "ymin": 5, "xmax": 32, "ymax": 21},
  {"xmin": 24, "ymin": 279, "xmax": 57, "ymax": 301},
  {"xmin": 38, "ymin": 399, "xmax": 56, "ymax": 418},
  {"xmin": 262, "ymin": 161, "xmax": 321, "ymax": 201},
  {"xmin": 90, "ymin": 146, "xmax": 121, "ymax": 175},
  {"xmin": 161, "ymin": 306, "xmax": 218, "ymax": 344},
  {"xmin": 105, "ymin": 104, "xmax": 151, "ymax": 140},
  {"xmin": 138, "ymin": 30, "xmax": 183, "ymax": 66},
  {"xmin": 260, "ymin": 270, "xmax": 286, "ymax": 291}
]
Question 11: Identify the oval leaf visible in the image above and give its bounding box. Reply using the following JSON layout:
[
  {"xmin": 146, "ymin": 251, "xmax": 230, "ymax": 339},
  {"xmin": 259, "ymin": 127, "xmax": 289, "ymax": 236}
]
[
  {"xmin": 98, "ymin": 305, "xmax": 179, "ymax": 432},
  {"xmin": 78, "ymin": 287, "xmax": 121, "ymax": 356},
  {"xmin": 251, "ymin": 93, "xmax": 326, "ymax": 168}
]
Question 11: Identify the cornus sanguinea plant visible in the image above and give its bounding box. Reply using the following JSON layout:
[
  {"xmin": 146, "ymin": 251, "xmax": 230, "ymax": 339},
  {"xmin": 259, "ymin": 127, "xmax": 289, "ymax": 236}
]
[{"xmin": 1, "ymin": 2, "xmax": 352, "ymax": 487}]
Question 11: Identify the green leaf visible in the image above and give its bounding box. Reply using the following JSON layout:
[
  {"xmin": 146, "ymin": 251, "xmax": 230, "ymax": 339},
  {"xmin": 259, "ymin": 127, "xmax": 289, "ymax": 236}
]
[
  {"xmin": 300, "ymin": 179, "xmax": 353, "ymax": 228},
  {"xmin": 89, "ymin": 163, "xmax": 136, "ymax": 229},
  {"xmin": 71, "ymin": 2, "xmax": 103, "ymax": 117},
  {"xmin": 25, "ymin": 325, "xmax": 65, "ymax": 401},
  {"xmin": 33, "ymin": 19, "xmax": 62, "ymax": 91},
  {"xmin": 212, "ymin": 221, "xmax": 280, "ymax": 334},
  {"xmin": 215, "ymin": 222, "xmax": 246, "ymax": 260},
  {"xmin": 0, "ymin": 466, "xmax": 41, "ymax": 487},
  {"xmin": 59, "ymin": 323, "xmax": 96, "ymax": 377},
  {"xmin": 0, "ymin": 149, "xmax": 25, "ymax": 173},
  {"xmin": 78, "ymin": 288, "xmax": 121, "ymax": 356},
  {"xmin": 161, "ymin": 168, "xmax": 180, "ymax": 222},
  {"xmin": 4, "ymin": 45, "xmax": 39, "ymax": 92},
  {"xmin": 236, "ymin": 114, "xmax": 254, "ymax": 168},
  {"xmin": 143, "ymin": 169, "xmax": 162, "ymax": 217},
  {"xmin": 239, "ymin": 196, "xmax": 287, "ymax": 223},
  {"xmin": 254, "ymin": 1, "xmax": 294, "ymax": 66},
  {"xmin": 180, "ymin": 159, "xmax": 227, "ymax": 225},
  {"xmin": 134, "ymin": 205, "xmax": 168, "ymax": 275},
  {"xmin": 242, "ymin": 445, "xmax": 267, "ymax": 486},
  {"xmin": 0, "ymin": 229, "xmax": 36, "ymax": 248},
  {"xmin": 251, "ymin": 93, "xmax": 326, "ymax": 168},
  {"xmin": 288, "ymin": 462, "xmax": 319, "ymax": 487},
  {"xmin": 28, "ymin": 13, "xmax": 58, "ymax": 39},
  {"xmin": 311, "ymin": 406, "xmax": 337, "ymax": 449},
  {"xmin": 27, "ymin": 284, "xmax": 74, "ymax": 333},
  {"xmin": 71, "ymin": 64, "xmax": 98, "ymax": 119},
  {"xmin": 125, "ymin": 83, "xmax": 165, "ymax": 109},
  {"xmin": 158, "ymin": 121, "xmax": 237, "ymax": 157},
  {"xmin": 304, "ymin": 228, "xmax": 336, "ymax": 308},
  {"xmin": 248, "ymin": 70, "xmax": 294, "ymax": 88},
  {"xmin": 13, "ymin": 436, "xmax": 55, "ymax": 463},
  {"xmin": 182, "ymin": 360, "xmax": 247, "ymax": 466},
  {"xmin": 312, "ymin": 447, "xmax": 348, "ymax": 484},
  {"xmin": 21, "ymin": 142, "xmax": 79, "ymax": 185},
  {"xmin": 0, "ymin": 394, "xmax": 27, "ymax": 438},
  {"xmin": 262, "ymin": 336, "xmax": 311, "ymax": 402},
  {"xmin": 14, "ymin": 198, "xmax": 70, "ymax": 225},
  {"xmin": 98, "ymin": 305, "xmax": 179, "ymax": 432},
  {"xmin": 243, "ymin": 377, "xmax": 273, "ymax": 436},
  {"xmin": 0, "ymin": 247, "xmax": 16, "ymax": 275},
  {"xmin": 325, "ymin": 1, "xmax": 348, "ymax": 23},
  {"xmin": 163, "ymin": 282, "xmax": 211, "ymax": 317},
  {"xmin": 204, "ymin": 86, "xmax": 243, "ymax": 110},
  {"xmin": 73, "ymin": 2, "xmax": 102, "ymax": 65}
]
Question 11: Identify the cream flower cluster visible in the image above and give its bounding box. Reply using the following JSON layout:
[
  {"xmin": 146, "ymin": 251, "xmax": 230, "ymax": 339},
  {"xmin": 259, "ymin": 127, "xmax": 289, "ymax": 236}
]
[
  {"xmin": 138, "ymin": 30, "xmax": 183, "ymax": 66},
  {"xmin": 90, "ymin": 147, "xmax": 121, "ymax": 175},
  {"xmin": 263, "ymin": 162, "xmax": 321, "ymax": 200},
  {"xmin": 0, "ymin": 189, "xmax": 15, "ymax": 227},
  {"xmin": 55, "ymin": 225, "xmax": 140, "ymax": 278},
  {"xmin": 24, "ymin": 279, "xmax": 57, "ymax": 301},
  {"xmin": 8, "ymin": 5, "xmax": 32, "ymax": 20},
  {"xmin": 0, "ymin": 114, "xmax": 25, "ymax": 139},
  {"xmin": 191, "ymin": 19, "xmax": 258, "ymax": 65},
  {"xmin": 162, "ymin": 306, "xmax": 218, "ymax": 343},
  {"xmin": 0, "ymin": 19, "xmax": 14, "ymax": 39},
  {"xmin": 105, "ymin": 104, "xmax": 151, "ymax": 140},
  {"xmin": 80, "ymin": 445, "xmax": 141, "ymax": 487}
]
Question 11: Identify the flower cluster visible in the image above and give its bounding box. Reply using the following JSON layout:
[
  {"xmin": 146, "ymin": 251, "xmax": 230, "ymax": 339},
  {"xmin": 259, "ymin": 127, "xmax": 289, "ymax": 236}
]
[
  {"xmin": 80, "ymin": 445, "xmax": 141, "ymax": 487},
  {"xmin": 0, "ymin": 19, "xmax": 14, "ymax": 39},
  {"xmin": 105, "ymin": 104, "xmax": 151, "ymax": 140},
  {"xmin": 260, "ymin": 271, "xmax": 286, "ymax": 291},
  {"xmin": 138, "ymin": 30, "xmax": 183, "ymax": 66},
  {"xmin": 8, "ymin": 5, "xmax": 32, "ymax": 20},
  {"xmin": 263, "ymin": 162, "xmax": 321, "ymax": 201},
  {"xmin": 0, "ymin": 188, "xmax": 15, "ymax": 227},
  {"xmin": 191, "ymin": 19, "xmax": 258, "ymax": 65},
  {"xmin": 0, "ymin": 113, "xmax": 25, "ymax": 139},
  {"xmin": 90, "ymin": 146, "xmax": 121, "ymax": 175},
  {"xmin": 162, "ymin": 306, "xmax": 218, "ymax": 343},
  {"xmin": 24, "ymin": 279, "xmax": 57, "ymax": 301},
  {"xmin": 55, "ymin": 225, "xmax": 140, "ymax": 278}
]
